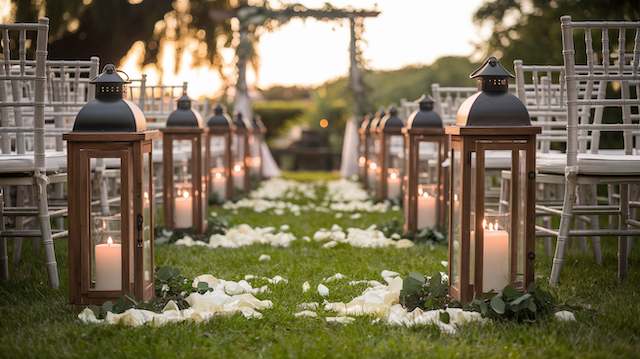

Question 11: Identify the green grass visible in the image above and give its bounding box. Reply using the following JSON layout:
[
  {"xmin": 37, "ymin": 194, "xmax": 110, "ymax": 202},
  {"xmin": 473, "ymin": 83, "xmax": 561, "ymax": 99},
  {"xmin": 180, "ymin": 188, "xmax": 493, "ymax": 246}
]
[{"xmin": 1, "ymin": 172, "xmax": 639, "ymax": 358}]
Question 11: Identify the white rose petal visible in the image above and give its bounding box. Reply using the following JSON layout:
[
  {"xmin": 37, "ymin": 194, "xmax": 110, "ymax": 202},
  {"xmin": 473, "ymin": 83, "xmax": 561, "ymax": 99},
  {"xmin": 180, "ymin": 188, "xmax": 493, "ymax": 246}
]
[
  {"xmin": 554, "ymin": 310, "xmax": 576, "ymax": 322},
  {"xmin": 317, "ymin": 284, "xmax": 330, "ymax": 297},
  {"xmin": 302, "ymin": 281, "xmax": 311, "ymax": 293},
  {"xmin": 259, "ymin": 254, "xmax": 271, "ymax": 262},
  {"xmin": 294, "ymin": 310, "xmax": 318, "ymax": 318}
]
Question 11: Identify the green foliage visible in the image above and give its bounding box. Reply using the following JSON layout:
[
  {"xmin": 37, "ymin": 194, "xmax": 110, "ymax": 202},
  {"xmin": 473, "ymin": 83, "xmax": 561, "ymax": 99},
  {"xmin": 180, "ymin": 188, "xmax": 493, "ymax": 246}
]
[
  {"xmin": 400, "ymin": 272, "xmax": 449, "ymax": 311},
  {"xmin": 468, "ymin": 283, "xmax": 557, "ymax": 322},
  {"xmin": 379, "ymin": 219, "xmax": 447, "ymax": 246},
  {"xmin": 253, "ymin": 100, "xmax": 308, "ymax": 141},
  {"xmin": 473, "ymin": 0, "xmax": 640, "ymax": 66}
]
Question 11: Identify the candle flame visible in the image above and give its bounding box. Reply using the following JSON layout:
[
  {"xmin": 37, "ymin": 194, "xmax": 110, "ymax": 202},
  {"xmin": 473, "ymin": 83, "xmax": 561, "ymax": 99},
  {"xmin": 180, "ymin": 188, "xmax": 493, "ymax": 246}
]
[
  {"xmin": 144, "ymin": 191, "xmax": 149, "ymax": 200},
  {"xmin": 482, "ymin": 219, "xmax": 487, "ymax": 229},
  {"xmin": 369, "ymin": 162, "xmax": 377, "ymax": 170},
  {"xmin": 182, "ymin": 190, "xmax": 190, "ymax": 199},
  {"xmin": 358, "ymin": 156, "xmax": 366, "ymax": 166},
  {"xmin": 389, "ymin": 172, "xmax": 398, "ymax": 180},
  {"xmin": 107, "ymin": 236, "xmax": 113, "ymax": 246},
  {"xmin": 233, "ymin": 164, "xmax": 242, "ymax": 172},
  {"xmin": 215, "ymin": 172, "xmax": 223, "ymax": 179}
]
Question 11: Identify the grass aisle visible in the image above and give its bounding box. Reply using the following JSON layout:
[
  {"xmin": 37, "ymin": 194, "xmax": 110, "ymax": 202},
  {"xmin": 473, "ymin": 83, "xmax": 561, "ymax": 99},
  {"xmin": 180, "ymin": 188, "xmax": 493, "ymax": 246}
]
[{"xmin": 1, "ymin": 172, "xmax": 639, "ymax": 358}]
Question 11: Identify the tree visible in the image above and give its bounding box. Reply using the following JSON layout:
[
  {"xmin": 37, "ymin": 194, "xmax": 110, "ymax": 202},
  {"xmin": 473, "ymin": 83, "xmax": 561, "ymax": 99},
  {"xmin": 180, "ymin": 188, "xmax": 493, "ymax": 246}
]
[
  {"xmin": 12, "ymin": 0, "xmax": 232, "ymax": 67},
  {"xmin": 473, "ymin": 0, "xmax": 640, "ymax": 66}
]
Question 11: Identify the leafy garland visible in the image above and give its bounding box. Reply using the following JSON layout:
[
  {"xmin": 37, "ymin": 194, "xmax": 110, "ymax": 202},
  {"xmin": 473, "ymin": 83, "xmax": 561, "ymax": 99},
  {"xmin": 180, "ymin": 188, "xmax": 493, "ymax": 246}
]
[
  {"xmin": 400, "ymin": 271, "xmax": 563, "ymax": 322},
  {"xmin": 379, "ymin": 219, "xmax": 446, "ymax": 246},
  {"xmin": 155, "ymin": 215, "xmax": 229, "ymax": 244}
]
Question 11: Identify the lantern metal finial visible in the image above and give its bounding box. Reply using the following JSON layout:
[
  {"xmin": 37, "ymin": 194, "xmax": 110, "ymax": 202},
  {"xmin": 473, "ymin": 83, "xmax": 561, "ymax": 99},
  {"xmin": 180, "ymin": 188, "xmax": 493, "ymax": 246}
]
[
  {"xmin": 380, "ymin": 106, "xmax": 403, "ymax": 131},
  {"xmin": 234, "ymin": 112, "xmax": 247, "ymax": 129},
  {"xmin": 73, "ymin": 64, "xmax": 145, "ymax": 132},
  {"xmin": 456, "ymin": 57, "xmax": 530, "ymax": 127},
  {"xmin": 207, "ymin": 104, "xmax": 233, "ymax": 128}
]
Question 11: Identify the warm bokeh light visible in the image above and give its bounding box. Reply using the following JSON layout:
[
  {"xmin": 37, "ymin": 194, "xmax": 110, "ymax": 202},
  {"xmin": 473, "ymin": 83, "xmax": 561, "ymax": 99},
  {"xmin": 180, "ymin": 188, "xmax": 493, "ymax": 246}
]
[{"xmin": 319, "ymin": 118, "xmax": 329, "ymax": 128}]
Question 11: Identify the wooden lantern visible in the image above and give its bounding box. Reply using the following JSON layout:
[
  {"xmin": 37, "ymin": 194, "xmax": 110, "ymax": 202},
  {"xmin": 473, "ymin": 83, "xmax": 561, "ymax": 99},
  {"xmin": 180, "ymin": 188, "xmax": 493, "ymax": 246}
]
[
  {"xmin": 248, "ymin": 115, "xmax": 266, "ymax": 181},
  {"xmin": 65, "ymin": 64, "xmax": 159, "ymax": 305},
  {"xmin": 445, "ymin": 57, "xmax": 540, "ymax": 303},
  {"xmin": 377, "ymin": 107, "xmax": 404, "ymax": 200},
  {"xmin": 357, "ymin": 114, "xmax": 371, "ymax": 187},
  {"xmin": 231, "ymin": 113, "xmax": 250, "ymax": 192},
  {"xmin": 366, "ymin": 108, "xmax": 385, "ymax": 194},
  {"xmin": 161, "ymin": 93, "xmax": 208, "ymax": 234},
  {"xmin": 403, "ymin": 95, "xmax": 447, "ymax": 235},
  {"xmin": 206, "ymin": 104, "xmax": 234, "ymax": 202}
]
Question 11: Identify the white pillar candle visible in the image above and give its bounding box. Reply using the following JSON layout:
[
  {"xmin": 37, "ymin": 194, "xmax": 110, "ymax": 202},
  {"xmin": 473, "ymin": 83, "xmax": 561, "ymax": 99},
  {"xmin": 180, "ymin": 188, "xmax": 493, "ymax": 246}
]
[
  {"xmin": 95, "ymin": 236, "xmax": 121, "ymax": 291},
  {"xmin": 367, "ymin": 162, "xmax": 377, "ymax": 189},
  {"xmin": 211, "ymin": 170, "xmax": 226, "ymax": 199},
  {"xmin": 387, "ymin": 169, "xmax": 401, "ymax": 199},
  {"xmin": 417, "ymin": 187, "xmax": 437, "ymax": 229},
  {"xmin": 232, "ymin": 163, "xmax": 245, "ymax": 190},
  {"xmin": 472, "ymin": 219, "xmax": 510, "ymax": 292},
  {"xmin": 174, "ymin": 188, "xmax": 193, "ymax": 228}
]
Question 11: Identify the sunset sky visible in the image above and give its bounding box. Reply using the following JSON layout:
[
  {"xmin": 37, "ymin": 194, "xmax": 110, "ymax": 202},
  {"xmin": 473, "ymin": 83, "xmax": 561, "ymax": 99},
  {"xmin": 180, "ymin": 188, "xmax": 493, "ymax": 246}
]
[
  {"xmin": 117, "ymin": 0, "xmax": 488, "ymax": 97},
  {"xmin": 257, "ymin": 0, "xmax": 486, "ymax": 87}
]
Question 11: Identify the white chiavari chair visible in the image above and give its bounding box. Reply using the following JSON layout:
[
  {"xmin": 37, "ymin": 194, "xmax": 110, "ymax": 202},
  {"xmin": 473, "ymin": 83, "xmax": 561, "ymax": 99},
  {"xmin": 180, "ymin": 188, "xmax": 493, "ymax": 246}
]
[
  {"xmin": 0, "ymin": 18, "xmax": 62, "ymax": 288},
  {"xmin": 546, "ymin": 16, "xmax": 640, "ymax": 285}
]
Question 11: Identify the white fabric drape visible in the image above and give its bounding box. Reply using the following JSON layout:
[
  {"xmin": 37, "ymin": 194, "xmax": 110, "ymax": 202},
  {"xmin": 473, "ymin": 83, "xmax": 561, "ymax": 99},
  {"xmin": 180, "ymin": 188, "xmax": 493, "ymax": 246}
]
[
  {"xmin": 261, "ymin": 142, "xmax": 281, "ymax": 178},
  {"xmin": 340, "ymin": 117, "xmax": 359, "ymax": 178}
]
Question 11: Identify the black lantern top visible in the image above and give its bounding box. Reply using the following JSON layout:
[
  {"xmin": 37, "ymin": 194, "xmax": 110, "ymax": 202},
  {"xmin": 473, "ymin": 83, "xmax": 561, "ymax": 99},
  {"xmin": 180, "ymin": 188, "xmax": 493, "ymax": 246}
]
[
  {"xmin": 207, "ymin": 104, "xmax": 233, "ymax": 129},
  {"xmin": 234, "ymin": 112, "xmax": 247, "ymax": 131},
  {"xmin": 380, "ymin": 107, "xmax": 403, "ymax": 132},
  {"xmin": 456, "ymin": 57, "xmax": 530, "ymax": 127},
  {"xmin": 166, "ymin": 93, "xmax": 204, "ymax": 128},
  {"xmin": 73, "ymin": 64, "xmax": 146, "ymax": 132},
  {"xmin": 406, "ymin": 95, "xmax": 443, "ymax": 129},
  {"xmin": 252, "ymin": 115, "xmax": 266, "ymax": 133},
  {"xmin": 368, "ymin": 108, "xmax": 386, "ymax": 132},
  {"xmin": 359, "ymin": 114, "xmax": 370, "ymax": 130}
]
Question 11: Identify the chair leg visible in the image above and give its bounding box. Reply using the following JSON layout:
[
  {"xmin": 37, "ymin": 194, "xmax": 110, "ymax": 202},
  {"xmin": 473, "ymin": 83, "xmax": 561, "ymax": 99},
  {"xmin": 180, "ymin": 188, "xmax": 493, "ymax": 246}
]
[
  {"xmin": 34, "ymin": 173, "xmax": 59, "ymax": 289},
  {"xmin": 12, "ymin": 186, "xmax": 27, "ymax": 268},
  {"xmin": 550, "ymin": 171, "xmax": 578, "ymax": 286},
  {"xmin": 618, "ymin": 183, "xmax": 630, "ymax": 281},
  {"xmin": 0, "ymin": 188, "xmax": 8, "ymax": 281},
  {"xmin": 542, "ymin": 184, "xmax": 553, "ymax": 256},
  {"xmin": 584, "ymin": 184, "xmax": 602, "ymax": 265}
]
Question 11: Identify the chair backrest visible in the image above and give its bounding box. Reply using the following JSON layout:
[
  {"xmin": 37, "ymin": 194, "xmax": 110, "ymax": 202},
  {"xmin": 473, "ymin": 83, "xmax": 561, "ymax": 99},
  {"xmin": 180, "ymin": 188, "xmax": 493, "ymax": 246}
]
[
  {"xmin": 431, "ymin": 83, "xmax": 477, "ymax": 125},
  {"xmin": 399, "ymin": 98, "xmax": 418, "ymax": 121},
  {"xmin": 560, "ymin": 16, "xmax": 640, "ymax": 165},
  {"xmin": 130, "ymin": 79, "xmax": 187, "ymax": 127},
  {"xmin": 0, "ymin": 18, "xmax": 49, "ymax": 169}
]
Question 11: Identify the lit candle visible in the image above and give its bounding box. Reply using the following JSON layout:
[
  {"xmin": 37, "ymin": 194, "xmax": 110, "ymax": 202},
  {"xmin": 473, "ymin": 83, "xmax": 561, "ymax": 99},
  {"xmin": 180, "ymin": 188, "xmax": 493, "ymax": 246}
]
[
  {"xmin": 95, "ymin": 236, "xmax": 121, "ymax": 291},
  {"xmin": 367, "ymin": 161, "xmax": 377, "ymax": 189},
  {"xmin": 387, "ymin": 169, "xmax": 401, "ymax": 199},
  {"xmin": 211, "ymin": 169, "xmax": 226, "ymax": 199},
  {"xmin": 174, "ymin": 188, "xmax": 193, "ymax": 228},
  {"xmin": 417, "ymin": 186, "xmax": 437, "ymax": 229},
  {"xmin": 232, "ymin": 163, "xmax": 245, "ymax": 190},
  {"xmin": 472, "ymin": 219, "xmax": 510, "ymax": 292},
  {"xmin": 358, "ymin": 156, "xmax": 366, "ymax": 168}
]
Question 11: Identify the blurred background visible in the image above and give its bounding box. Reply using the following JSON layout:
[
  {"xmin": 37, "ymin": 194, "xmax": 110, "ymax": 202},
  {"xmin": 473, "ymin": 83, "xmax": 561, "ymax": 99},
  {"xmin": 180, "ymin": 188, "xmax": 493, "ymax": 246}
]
[{"xmin": 3, "ymin": 0, "xmax": 638, "ymax": 169}]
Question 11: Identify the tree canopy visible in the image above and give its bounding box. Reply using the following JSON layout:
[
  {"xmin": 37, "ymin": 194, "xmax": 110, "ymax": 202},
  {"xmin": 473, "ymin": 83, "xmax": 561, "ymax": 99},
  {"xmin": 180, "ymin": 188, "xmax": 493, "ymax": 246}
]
[{"xmin": 473, "ymin": 0, "xmax": 640, "ymax": 66}]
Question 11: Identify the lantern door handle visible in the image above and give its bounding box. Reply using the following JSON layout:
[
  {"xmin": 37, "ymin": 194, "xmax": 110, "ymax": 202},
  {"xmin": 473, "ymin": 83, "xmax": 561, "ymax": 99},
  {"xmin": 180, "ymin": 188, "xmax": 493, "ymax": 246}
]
[{"xmin": 136, "ymin": 214, "xmax": 144, "ymax": 247}]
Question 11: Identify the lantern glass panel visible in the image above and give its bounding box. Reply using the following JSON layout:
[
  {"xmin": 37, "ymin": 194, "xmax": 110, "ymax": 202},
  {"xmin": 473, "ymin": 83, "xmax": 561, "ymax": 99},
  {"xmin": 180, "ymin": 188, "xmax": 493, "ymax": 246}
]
[
  {"xmin": 358, "ymin": 135, "xmax": 366, "ymax": 174},
  {"xmin": 209, "ymin": 135, "xmax": 227, "ymax": 200},
  {"xmin": 450, "ymin": 144, "xmax": 462, "ymax": 288},
  {"xmin": 249, "ymin": 134, "xmax": 261, "ymax": 175},
  {"xmin": 386, "ymin": 135, "xmax": 404, "ymax": 199},
  {"xmin": 173, "ymin": 139, "xmax": 193, "ymax": 228},
  {"xmin": 366, "ymin": 135, "xmax": 377, "ymax": 190},
  {"xmin": 200, "ymin": 140, "xmax": 207, "ymax": 220},
  {"xmin": 417, "ymin": 141, "xmax": 439, "ymax": 229},
  {"xmin": 89, "ymin": 157, "xmax": 122, "ymax": 292},
  {"xmin": 232, "ymin": 133, "xmax": 246, "ymax": 190},
  {"xmin": 142, "ymin": 151, "xmax": 152, "ymax": 285},
  {"xmin": 516, "ymin": 149, "xmax": 528, "ymax": 286},
  {"xmin": 477, "ymin": 149, "xmax": 511, "ymax": 293}
]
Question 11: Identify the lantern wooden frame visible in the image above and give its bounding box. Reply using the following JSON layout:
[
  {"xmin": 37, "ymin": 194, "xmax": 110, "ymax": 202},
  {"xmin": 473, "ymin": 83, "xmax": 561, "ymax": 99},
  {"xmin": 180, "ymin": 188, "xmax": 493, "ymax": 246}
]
[
  {"xmin": 232, "ymin": 119, "xmax": 251, "ymax": 192},
  {"xmin": 445, "ymin": 126, "xmax": 539, "ymax": 303},
  {"xmin": 206, "ymin": 124, "xmax": 234, "ymax": 201},
  {"xmin": 161, "ymin": 127, "xmax": 208, "ymax": 234},
  {"xmin": 65, "ymin": 131, "xmax": 159, "ymax": 305},
  {"xmin": 357, "ymin": 116, "xmax": 370, "ymax": 188},
  {"xmin": 403, "ymin": 126, "xmax": 447, "ymax": 234},
  {"xmin": 377, "ymin": 123, "xmax": 403, "ymax": 201}
]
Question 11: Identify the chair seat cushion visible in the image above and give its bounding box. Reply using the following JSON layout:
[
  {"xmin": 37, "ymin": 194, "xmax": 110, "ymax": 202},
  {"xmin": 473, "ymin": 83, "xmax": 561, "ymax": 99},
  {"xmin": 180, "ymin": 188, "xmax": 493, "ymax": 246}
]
[
  {"xmin": 0, "ymin": 151, "xmax": 67, "ymax": 174},
  {"xmin": 537, "ymin": 152, "xmax": 640, "ymax": 175}
]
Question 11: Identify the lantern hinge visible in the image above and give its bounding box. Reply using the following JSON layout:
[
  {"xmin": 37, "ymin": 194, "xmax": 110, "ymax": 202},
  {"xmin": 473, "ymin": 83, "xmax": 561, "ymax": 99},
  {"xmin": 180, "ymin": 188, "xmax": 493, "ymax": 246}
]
[
  {"xmin": 528, "ymin": 171, "xmax": 535, "ymax": 180},
  {"xmin": 136, "ymin": 214, "xmax": 144, "ymax": 247},
  {"xmin": 527, "ymin": 251, "xmax": 536, "ymax": 261}
]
